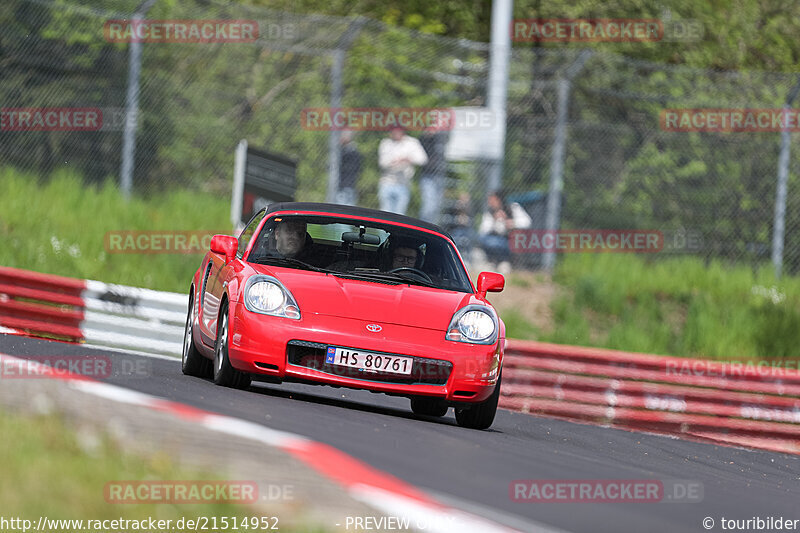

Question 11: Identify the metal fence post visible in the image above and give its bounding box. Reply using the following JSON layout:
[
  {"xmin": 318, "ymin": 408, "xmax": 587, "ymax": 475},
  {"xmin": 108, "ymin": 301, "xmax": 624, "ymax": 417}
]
[
  {"xmin": 543, "ymin": 50, "xmax": 592, "ymax": 272},
  {"xmin": 120, "ymin": 0, "xmax": 157, "ymax": 200},
  {"xmin": 326, "ymin": 49, "xmax": 344, "ymax": 204},
  {"xmin": 773, "ymin": 107, "xmax": 791, "ymax": 279},
  {"xmin": 486, "ymin": 0, "xmax": 512, "ymax": 196},
  {"xmin": 772, "ymin": 78, "xmax": 800, "ymax": 279},
  {"xmin": 326, "ymin": 18, "xmax": 366, "ymax": 203},
  {"xmin": 543, "ymin": 78, "xmax": 569, "ymax": 272}
]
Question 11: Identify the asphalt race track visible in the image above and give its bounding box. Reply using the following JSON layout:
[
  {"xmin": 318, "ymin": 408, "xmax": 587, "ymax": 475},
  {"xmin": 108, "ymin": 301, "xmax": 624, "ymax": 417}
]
[{"xmin": 3, "ymin": 334, "xmax": 799, "ymax": 533}]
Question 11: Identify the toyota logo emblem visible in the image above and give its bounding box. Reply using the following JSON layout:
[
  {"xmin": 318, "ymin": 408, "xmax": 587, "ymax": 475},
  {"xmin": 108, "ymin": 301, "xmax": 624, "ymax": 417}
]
[{"xmin": 366, "ymin": 324, "xmax": 382, "ymax": 333}]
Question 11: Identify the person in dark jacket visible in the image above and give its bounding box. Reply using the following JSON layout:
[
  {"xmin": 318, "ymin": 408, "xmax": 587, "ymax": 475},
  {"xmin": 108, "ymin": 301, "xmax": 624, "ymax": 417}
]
[
  {"xmin": 336, "ymin": 130, "xmax": 362, "ymax": 206},
  {"xmin": 418, "ymin": 129, "xmax": 449, "ymax": 223}
]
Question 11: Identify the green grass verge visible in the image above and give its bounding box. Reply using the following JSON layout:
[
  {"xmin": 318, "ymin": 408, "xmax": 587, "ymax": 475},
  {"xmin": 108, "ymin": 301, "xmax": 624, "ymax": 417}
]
[
  {"xmin": 501, "ymin": 309, "xmax": 540, "ymax": 341},
  {"xmin": 537, "ymin": 253, "xmax": 800, "ymax": 361},
  {"xmin": 0, "ymin": 408, "xmax": 253, "ymax": 522},
  {"xmin": 0, "ymin": 166, "xmax": 230, "ymax": 293}
]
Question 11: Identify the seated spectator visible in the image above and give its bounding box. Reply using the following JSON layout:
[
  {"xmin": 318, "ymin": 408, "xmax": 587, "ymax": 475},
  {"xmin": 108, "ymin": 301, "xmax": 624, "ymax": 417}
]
[{"xmin": 477, "ymin": 192, "xmax": 532, "ymax": 273}]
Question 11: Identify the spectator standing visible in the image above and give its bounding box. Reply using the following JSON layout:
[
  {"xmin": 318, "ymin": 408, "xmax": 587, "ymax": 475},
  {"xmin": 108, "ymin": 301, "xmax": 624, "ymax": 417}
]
[
  {"xmin": 448, "ymin": 191, "xmax": 476, "ymax": 259},
  {"xmin": 418, "ymin": 129, "xmax": 449, "ymax": 223},
  {"xmin": 477, "ymin": 192, "xmax": 532, "ymax": 273},
  {"xmin": 378, "ymin": 126, "xmax": 428, "ymax": 215},
  {"xmin": 336, "ymin": 130, "xmax": 362, "ymax": 206}
]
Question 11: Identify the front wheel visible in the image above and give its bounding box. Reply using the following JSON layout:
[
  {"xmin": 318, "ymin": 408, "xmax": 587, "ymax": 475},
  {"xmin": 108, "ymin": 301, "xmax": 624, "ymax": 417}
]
[
  {"xmin": 213, "ymin": 303, "xmax": 251, "ymax": 390},
  {"xmin": 454, "ymin": 371, "xmax": 501, "ymax": 430},
  {"xmin": 182, "ymin": 292, "xmax": 211, "ymax": 378}
]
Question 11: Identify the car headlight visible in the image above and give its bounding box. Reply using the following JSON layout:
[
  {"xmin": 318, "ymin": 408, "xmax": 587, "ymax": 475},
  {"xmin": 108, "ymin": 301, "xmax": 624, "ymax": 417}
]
[
  {"xmin": 244, "ymin": 275, "xmax": 301, "ymax": 319},
  {"xmin": 446, "ymin": 305, "xmax": 498, "ymax": 344}
]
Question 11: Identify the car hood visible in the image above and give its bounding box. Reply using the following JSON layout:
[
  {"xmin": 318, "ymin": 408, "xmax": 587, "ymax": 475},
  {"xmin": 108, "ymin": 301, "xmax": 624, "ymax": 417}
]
[{"xmin": 250, "ymin": 264, "xmax": 478, "ymax": 331}]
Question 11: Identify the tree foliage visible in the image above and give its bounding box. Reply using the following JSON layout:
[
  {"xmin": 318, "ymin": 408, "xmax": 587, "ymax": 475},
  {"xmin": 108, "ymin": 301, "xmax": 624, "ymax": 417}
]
[{"xmin": 2, "ymin": 0, "xmax": 800, "ymax": 270}]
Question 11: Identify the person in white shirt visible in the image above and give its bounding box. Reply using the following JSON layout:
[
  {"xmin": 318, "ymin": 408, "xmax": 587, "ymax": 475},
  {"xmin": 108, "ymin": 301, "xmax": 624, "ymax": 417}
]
[{"xmin": 378, "ymin": 126, "xmax": 428, "ymax": 215}]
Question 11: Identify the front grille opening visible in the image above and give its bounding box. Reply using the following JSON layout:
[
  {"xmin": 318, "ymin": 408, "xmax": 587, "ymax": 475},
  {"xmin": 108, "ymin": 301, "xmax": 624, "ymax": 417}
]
[
  {"xmin": 453, "ymin": 390, "xmax": 477, "ymax": 398},
  {"xmin": 254, "ymin": 362, "xmax": 279, "ymax": 371},
  {"xmin": 286, "ymin": 340, "xmax": 451, "ymax": 385}
]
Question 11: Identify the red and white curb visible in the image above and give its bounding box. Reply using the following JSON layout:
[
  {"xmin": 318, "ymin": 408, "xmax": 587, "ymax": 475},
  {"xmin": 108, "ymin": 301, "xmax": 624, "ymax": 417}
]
[{"xmin": 0, "ymin": 352, "xmax": 539, "ymax": 533}]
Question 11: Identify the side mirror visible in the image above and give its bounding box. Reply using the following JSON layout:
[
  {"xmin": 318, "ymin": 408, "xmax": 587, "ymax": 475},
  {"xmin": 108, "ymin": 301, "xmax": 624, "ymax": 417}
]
[
  {"xmin": 210, "ymin": 235, "xmax": 238, "ymax": 264},
  {"xmin": 476, "ymin": 271, "xmax": 505, "ymax": 298}
]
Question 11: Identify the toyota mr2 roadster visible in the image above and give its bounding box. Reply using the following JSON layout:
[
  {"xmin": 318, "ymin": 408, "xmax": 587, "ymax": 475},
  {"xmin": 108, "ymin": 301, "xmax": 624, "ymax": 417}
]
[{"xmin": 182, "ymin": 203, "xmax": 506, "ymax": 429}]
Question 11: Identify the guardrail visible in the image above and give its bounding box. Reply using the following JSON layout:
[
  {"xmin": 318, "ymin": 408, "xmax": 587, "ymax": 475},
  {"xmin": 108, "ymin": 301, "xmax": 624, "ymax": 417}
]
[
  {"xmin": 501, "ymin": 340, "xmax": 800, "ymax": 455},
  {"xmin": 1, "ymin": 266, "xmax": 798, "ymax": 454},
  {"xmin": 0, "ymin": 266, "xmax": 186, "ymax": 355}
]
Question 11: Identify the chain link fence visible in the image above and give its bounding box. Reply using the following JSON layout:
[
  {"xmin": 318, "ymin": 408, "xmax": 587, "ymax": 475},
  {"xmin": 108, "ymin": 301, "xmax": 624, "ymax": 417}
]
[{"xmin": 2, "ymin": 0, "xmax": 800, "ymax": 273}]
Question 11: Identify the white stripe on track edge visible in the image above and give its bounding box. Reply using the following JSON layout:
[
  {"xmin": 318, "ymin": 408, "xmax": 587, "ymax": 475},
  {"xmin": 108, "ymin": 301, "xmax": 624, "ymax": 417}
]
[
  {"xmin": 30, "ymin": 337, "xmax": 182, "ymax": 362},
  {"xmin": 349, "ymin": 484, "xmax": 549, "ymax": 533},
  {"xmin": 0, "ymin": 324, "xmax": 182, "ymax": 360},
  {"xmin": 1, "ymin": 353, "xmax": 531, "ymax": 533}
]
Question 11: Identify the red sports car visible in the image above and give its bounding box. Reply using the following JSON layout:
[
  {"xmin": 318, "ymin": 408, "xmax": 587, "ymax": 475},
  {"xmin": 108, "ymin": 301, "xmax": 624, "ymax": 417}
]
[{"xmin": 182, "ymin": 203, "xmax": 506, "ymax": 429}]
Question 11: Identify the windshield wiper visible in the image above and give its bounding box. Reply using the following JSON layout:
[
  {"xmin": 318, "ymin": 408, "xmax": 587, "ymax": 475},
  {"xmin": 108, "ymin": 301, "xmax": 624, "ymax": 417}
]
[
  {"xmin": 339, "ymin": 270, "xmax": 438, "ymax": 288},
  {"xmin": 331, "ymin": 271, "xmax": 401, "ymax": 285},
  {"xmin": 388, "ymin": 272, "xmax": 439, "ymax": 288}
]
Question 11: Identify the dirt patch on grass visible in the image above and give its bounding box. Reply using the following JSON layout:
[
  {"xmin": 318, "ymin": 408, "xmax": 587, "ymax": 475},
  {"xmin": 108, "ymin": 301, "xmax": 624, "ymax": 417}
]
[{"xmin": 480, "ymin": 270, "xmax": 557, "ymax": 334}]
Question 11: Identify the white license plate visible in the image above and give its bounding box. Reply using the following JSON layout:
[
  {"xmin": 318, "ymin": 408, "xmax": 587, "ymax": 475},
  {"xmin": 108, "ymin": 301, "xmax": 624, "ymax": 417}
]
[{"xmin": 325, "ymin": 346, "xmax": 413, "ymax": 375}]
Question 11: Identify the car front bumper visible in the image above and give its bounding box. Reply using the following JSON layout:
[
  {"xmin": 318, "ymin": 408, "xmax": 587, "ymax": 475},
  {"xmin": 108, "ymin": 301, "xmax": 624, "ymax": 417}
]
[{"xmin": 227, "ymin": 299, "xmax": 502, "ymax": 403}]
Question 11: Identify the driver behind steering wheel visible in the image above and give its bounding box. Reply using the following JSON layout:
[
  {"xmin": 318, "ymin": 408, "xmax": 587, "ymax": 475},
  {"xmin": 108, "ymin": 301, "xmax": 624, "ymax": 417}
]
[
  {"xmin": 379, "ymin": 235, "xmax": 437, "ymax": 284},
  {"xmin": 381, "ymin": 235, "xmax": 424, "ymax": 272},
  {"xmin": 392, "ymin": 245, "xmax": 419, "ymax": 269}
]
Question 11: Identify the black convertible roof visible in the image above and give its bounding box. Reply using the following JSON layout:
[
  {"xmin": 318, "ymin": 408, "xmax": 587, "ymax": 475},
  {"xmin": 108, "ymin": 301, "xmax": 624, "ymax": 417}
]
[{"xmin": 265, "ymin": 202, "xmax": 452, "ymax": 238}]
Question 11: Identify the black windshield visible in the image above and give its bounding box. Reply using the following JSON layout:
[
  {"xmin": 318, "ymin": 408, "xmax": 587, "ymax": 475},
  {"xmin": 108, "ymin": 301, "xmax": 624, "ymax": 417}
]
[{"xmin": 246, "ymin": 214, "xmax": 472, "ymax": 293}]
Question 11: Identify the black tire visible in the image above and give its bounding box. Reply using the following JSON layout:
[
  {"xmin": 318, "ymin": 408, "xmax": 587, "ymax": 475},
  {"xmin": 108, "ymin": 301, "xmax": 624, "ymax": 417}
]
[
  {"xmin": 455, "ymin": 371, "xmax": 502, "ymax": 430},
  {"xmin": 212, "ymin": 302, "xmax": 252, "ymax": 390},
  {"xmin": 181, "ymin": 292, "xmax": 212, "ymax": 378},
  {"xmin": 410, "ymin": 397, "xmax": 449, "ymax": 417}
]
